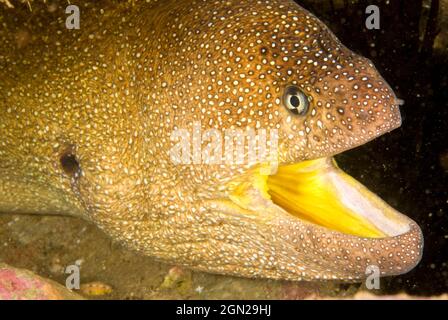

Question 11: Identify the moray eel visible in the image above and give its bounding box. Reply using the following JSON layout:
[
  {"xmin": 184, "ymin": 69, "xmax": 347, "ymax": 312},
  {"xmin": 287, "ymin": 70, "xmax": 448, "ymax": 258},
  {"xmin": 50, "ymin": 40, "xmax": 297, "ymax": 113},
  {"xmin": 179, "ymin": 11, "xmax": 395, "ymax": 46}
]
[{"xmin": 0, "ymin": 0, "xmax": 423, "ymax": 281}]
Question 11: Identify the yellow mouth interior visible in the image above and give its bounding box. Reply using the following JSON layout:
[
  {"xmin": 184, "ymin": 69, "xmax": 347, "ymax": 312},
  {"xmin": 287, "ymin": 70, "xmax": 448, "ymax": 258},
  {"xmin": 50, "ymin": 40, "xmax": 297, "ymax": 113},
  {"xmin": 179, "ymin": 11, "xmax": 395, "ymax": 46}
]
[
  {"xmin": 266, "ymin": 158, "xmax": 385, "ymax": 238},
  {"xmin": 227, "ymin": 157, "xmax": 410, "ymax": 238}
]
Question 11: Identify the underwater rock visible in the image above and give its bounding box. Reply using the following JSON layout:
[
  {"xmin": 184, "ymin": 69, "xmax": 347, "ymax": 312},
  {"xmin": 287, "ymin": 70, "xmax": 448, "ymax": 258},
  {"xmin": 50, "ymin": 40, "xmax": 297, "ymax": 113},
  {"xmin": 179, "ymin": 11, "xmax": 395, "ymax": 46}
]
[
  {"xmin": 0, "ymin": 263, "xmax": 83, "ymax": 300},
  {"xmin": 345, "ymin": 291, "xmax": 448, "ymax": 300},
  {"xmin": 80, "ymin": 281, "xmax": 113, "ymax": 297},
  {"xmin": 160, "ymin": 266, "xmax": 193, "ymax": 295}
]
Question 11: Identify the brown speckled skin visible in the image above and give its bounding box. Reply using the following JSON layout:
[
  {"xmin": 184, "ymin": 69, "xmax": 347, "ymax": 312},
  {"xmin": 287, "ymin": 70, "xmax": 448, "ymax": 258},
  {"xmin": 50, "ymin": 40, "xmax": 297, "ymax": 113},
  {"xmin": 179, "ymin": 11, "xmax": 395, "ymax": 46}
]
[{"xmin": 0, "ymin": 0, "xmax": 423, "ymax": 281}]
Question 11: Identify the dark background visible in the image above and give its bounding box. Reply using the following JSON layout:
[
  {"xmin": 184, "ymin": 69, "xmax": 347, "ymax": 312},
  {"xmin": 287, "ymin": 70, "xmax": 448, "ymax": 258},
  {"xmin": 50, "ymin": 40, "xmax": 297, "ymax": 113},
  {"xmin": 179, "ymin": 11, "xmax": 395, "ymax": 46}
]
[{"xmin": 296, "ymin": 0, "xmax": 448, "ymax": 295}]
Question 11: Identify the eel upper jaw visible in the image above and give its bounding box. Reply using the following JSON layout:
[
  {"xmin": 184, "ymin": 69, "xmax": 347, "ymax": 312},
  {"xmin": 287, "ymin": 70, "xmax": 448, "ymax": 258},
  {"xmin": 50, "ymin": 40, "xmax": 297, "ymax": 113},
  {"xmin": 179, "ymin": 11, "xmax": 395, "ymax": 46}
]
[
  {"xmin": 214, "ymin": 156, "xmax": 423, "ymax": 280},
  {"xmin": 286, "ymin": 102, "xmax": 403, "ymax": 162}
]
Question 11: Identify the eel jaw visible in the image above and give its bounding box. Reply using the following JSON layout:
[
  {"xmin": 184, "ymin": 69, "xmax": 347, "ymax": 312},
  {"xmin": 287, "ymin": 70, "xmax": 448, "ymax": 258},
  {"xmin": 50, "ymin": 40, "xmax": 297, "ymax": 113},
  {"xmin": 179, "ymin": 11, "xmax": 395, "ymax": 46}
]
[{"xmin": 223, "ymin": 157, "xmax": 423, "ymax": 281}]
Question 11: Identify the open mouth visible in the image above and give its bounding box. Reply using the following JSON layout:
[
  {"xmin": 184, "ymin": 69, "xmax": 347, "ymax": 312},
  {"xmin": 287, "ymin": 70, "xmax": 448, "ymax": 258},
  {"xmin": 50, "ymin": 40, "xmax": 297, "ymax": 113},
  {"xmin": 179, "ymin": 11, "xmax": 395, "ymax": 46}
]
[{"xmin": 227, "ymin": 157, "xmax": 411, "ymax": 239}]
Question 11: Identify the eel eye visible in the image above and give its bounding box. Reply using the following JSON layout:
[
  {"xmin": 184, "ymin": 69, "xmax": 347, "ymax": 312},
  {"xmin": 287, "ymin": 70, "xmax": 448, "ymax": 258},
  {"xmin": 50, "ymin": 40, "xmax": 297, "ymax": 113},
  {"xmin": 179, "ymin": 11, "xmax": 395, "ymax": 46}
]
[{"xmin": 282, "ymin": 85, "xmax": 309, "ymax": 116}]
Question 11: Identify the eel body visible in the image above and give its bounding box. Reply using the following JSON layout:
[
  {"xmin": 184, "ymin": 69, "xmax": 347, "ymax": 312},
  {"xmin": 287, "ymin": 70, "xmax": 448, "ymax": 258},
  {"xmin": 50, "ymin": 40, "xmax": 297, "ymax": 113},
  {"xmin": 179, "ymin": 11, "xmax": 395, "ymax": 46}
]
[{"xmin": 0, "ymin": 0, "xmax": 423, "ymax": 281}]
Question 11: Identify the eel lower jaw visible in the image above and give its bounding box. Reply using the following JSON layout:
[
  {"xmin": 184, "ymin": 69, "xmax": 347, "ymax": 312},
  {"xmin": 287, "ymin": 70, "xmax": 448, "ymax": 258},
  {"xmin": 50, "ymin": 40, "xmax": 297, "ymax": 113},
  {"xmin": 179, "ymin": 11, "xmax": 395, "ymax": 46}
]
[{"xmin": 220, "ymin": 157, "xmax": 423, "ymax": 279}]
